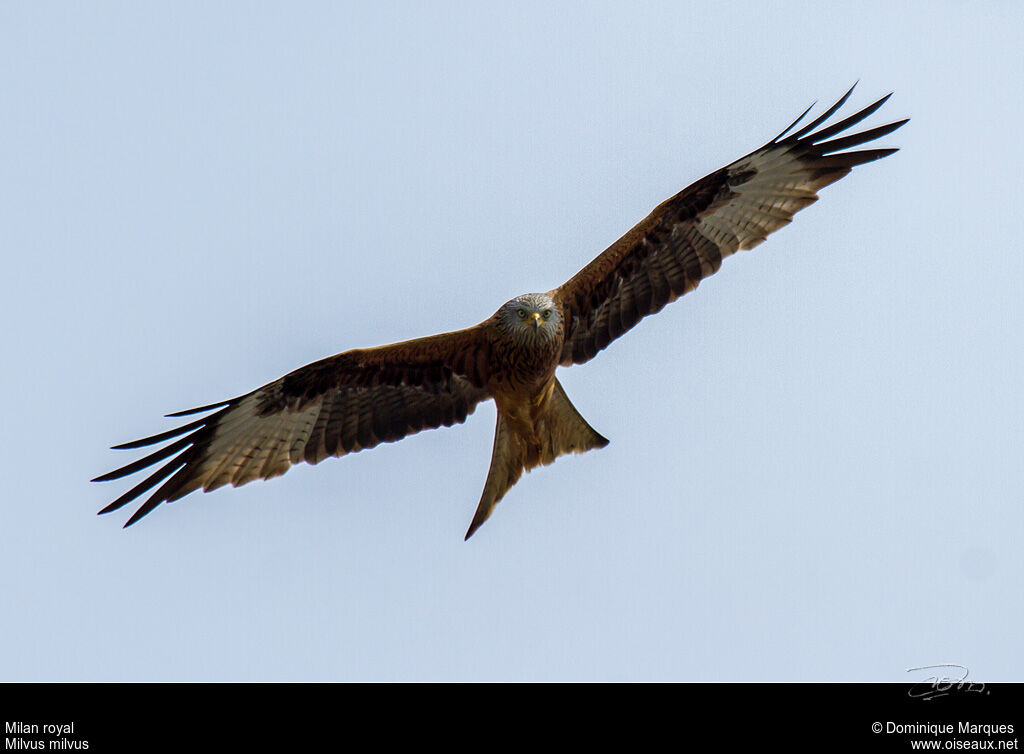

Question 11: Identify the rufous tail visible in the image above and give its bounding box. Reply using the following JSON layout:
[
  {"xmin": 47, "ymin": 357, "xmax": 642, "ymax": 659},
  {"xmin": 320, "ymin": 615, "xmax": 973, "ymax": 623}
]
[{"xmin": 464, "ymin": 379, "xmax": 608, "ymax": 539}]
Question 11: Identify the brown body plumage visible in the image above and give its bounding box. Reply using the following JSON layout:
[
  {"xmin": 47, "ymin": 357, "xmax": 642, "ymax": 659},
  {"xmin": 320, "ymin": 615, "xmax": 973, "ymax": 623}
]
[{"xmin": 95, "ymin": 85, "xmax": 907, "ymax": 538}]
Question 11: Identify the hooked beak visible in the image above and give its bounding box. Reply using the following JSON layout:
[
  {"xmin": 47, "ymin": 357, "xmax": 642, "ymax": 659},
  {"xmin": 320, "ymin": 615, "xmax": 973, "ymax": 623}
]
[{"xmin": 531, "ymin": 311, "xmax": 541, "ymax": 328}]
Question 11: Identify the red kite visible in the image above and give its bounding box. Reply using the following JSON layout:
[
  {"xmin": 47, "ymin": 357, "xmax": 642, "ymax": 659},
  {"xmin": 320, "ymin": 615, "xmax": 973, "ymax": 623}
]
[{"xmin": 95, "ymin": 85, "xmax": 907, "ymax": 538}]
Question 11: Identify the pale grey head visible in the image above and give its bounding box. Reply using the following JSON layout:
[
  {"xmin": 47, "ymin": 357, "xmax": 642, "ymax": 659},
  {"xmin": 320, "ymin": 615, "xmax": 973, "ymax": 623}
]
[{"xmin": 494, "ymin": 293, "xmax": 562, "ymax": 345}]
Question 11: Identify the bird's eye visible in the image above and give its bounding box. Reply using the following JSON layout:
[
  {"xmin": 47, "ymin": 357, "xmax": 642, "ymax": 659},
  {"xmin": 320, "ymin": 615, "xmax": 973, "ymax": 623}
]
[
  {"xmin": 517, "ymin": 309, "xmax": 526, "ymax": 319},
  {"xmin": 542, "ymin": 310, "xmax": 552, "ymax": 319}
]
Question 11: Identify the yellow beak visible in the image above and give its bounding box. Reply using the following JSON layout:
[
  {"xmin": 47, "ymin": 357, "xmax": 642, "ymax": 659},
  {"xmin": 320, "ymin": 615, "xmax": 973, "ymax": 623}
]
[{"xmin": 531, "ymin": 311, "xmax": 541, "ymax": 328}]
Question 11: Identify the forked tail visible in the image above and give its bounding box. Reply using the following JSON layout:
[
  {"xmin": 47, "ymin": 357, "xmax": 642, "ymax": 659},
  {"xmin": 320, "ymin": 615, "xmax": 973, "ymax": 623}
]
[{"xmin": 464, "ymin": 379, "xmax": 608, "ymax": 539}]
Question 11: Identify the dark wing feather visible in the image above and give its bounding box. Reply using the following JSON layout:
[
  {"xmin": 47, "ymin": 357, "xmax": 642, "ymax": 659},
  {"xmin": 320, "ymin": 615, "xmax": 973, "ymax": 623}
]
[
  {"xmin": 552, "ymin": 84, "xmax": 908, "ymax": 366},
  {"xmin": 94, "ymin": 326, "xmax": 493, "ymax": 526}
]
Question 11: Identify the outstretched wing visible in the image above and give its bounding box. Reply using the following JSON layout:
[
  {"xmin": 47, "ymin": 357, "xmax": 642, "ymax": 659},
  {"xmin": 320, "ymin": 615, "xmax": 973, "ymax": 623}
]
[
  {"xmin": 94, "ymin": 326, "xmax": 494, "ymax": 526},
  {"xmin": 552, "ymin": 84, "xmax": 908, "ymax": 366}
]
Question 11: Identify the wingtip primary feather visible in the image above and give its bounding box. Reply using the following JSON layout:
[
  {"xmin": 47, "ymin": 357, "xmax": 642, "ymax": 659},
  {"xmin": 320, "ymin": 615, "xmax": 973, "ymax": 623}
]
[
  {"xmin": 122, "ymin": 509, "xmax": 149, "ymax": 527},
  {"xmin": 802, "ymin": 92, "xmax": 895, "ymax": 146},
  {"xmin": 165, "ymin": 399, "xmax": 232, "ymax": 418},
  {"xmin": 772, "ymin": 100, "xmax": 816, "ymax": 142},
  {"xmin": 813, "ymin": 118, "xmax": 909, "ymax": 157},
  {"xmin": 772, "ymin": 82, "xmax": 862, "ymax": 144},
  {"xmin": 109, "ymin": 412, "xmax": 217, "ymax": 450},
  {"xmin": 786, "ymin": 82, "xmax": 859, "ymax": 142}
]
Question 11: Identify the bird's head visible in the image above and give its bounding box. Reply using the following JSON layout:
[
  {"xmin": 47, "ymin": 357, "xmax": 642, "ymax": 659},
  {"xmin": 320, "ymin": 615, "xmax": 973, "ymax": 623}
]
[{"xmin": 496, "ymin": 293, "xmax": 562, "ymax": 343}]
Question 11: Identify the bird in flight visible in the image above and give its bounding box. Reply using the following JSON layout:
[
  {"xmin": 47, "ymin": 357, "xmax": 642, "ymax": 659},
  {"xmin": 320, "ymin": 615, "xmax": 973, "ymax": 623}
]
[{"xmin": 95, "ymin": 84, "xmax": 907, "ymax": 539}]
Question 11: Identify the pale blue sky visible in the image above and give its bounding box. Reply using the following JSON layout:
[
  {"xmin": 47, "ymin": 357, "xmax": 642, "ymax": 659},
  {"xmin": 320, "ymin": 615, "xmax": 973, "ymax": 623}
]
[{"xmin": 2, "ymin": 1, "xmax": 1022, "ymax": 681}]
